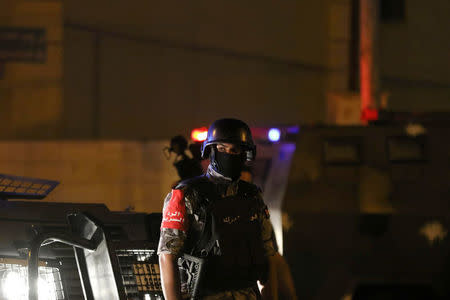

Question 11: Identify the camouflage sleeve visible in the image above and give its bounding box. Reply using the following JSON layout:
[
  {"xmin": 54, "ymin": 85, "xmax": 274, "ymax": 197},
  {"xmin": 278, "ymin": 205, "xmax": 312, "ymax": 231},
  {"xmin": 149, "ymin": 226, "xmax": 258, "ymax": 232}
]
[
  {"xmin": 257, "ymin": 193, "xmax": 277, "ymax": 257},
  {"xmin": 157, "ymin": 227, "xmax": 187, "ymax": 256},
  {"xmin": 157, "ymin": 189, "xmax": 190, "ymax": 256}
]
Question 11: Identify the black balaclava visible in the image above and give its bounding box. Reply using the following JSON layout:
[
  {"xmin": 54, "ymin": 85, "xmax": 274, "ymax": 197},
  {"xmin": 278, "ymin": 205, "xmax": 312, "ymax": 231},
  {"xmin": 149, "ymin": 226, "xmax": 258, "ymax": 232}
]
[{"xmin": 210, "ymin": 147, "xmax": 246, "ymax": 181}]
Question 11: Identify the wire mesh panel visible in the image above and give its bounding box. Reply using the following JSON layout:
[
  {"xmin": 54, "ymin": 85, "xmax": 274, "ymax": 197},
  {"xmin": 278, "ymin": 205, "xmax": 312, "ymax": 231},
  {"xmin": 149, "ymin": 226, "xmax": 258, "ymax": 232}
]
[
  {"xmin": 115, "ymin": 249, "xmax": 163, "ymax": 300},
  {"xmin": 0, "ymin": 173, "xmax": 59, "ymax": 200},
  {"xmin": 38, "ymin": 266, "xmax": 65, "ymax": 300},
  {"xmin": 58, "ymin": 258, "xmax": 84, "ymax": 300},
  {"xmin": 0, "ymin": 259, "xmax": 64, "ymax": 300}
]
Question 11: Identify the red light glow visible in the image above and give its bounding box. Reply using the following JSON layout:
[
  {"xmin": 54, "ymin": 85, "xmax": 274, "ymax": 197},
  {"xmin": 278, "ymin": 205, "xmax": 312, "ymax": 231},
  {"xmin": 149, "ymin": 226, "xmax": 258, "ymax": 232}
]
[
  {"xmin": 191, "ymin": 127, "xmax": 208, "ymax": 142},
  {"xmin": 361, "ymin": 108, "xmax": 379, "ymax": 121}
]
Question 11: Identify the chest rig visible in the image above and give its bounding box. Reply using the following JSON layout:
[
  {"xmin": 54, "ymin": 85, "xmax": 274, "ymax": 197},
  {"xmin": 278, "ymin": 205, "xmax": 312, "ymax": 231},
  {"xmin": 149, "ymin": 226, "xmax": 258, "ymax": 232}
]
[{"xmin": 177, "ymin": 176, "xmax": 268, "ymax": 292}]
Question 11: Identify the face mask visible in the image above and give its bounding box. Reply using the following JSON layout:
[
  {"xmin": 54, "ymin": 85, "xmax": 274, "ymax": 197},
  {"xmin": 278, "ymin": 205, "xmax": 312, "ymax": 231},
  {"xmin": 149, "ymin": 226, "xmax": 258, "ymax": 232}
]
[{"xmin": 210, "ymin": 148, "xmax": 246, "ymax": 181}]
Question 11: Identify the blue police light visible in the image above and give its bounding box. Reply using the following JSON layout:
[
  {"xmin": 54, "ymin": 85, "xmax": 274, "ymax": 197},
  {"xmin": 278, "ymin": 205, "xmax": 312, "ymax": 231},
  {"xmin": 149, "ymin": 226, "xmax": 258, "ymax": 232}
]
[{"xmin": 268, "ymin": 128, "xmax": 281, "ymax": 142}]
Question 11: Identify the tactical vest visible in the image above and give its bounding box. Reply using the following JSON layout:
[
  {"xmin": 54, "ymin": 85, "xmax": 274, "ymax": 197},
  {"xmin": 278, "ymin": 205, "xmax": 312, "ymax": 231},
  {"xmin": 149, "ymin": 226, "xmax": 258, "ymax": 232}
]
[{"xmin": 177, "ymin": 176, "xmax": 268, "ymax": 293}]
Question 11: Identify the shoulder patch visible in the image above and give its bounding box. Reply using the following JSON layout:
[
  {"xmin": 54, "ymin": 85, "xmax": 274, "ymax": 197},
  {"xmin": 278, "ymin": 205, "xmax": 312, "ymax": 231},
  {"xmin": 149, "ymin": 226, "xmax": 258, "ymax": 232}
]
[{"xmin": 161, "ymin": 189, "xmax": 187, "ymax": 231}]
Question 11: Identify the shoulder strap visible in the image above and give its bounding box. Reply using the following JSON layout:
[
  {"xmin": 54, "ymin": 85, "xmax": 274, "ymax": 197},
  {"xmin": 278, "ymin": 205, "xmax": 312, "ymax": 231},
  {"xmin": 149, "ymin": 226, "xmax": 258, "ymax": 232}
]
[
  {"xmin": 237, "ymin": 180, "xmax": 263, "ymax": 205},
  {"xmin": 174, "ymin": 175, "xmax": 208, "ymax": 190},
  {"xmin": 238, "ymin": 179, "xmax": 260, "ymax": 192},
  {"xmin": 192, "ymin": 182, "xmax": 221, "ymax": 256},
  {"xmin": 176, "ymin": 176, "xmax": 219, "ymax": 256}
]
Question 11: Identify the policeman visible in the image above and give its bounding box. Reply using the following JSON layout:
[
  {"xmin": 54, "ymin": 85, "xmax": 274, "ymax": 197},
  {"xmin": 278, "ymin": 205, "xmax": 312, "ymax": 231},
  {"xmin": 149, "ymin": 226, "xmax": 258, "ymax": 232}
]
[
  {"xmin": 158, "ymin": 118, "xmax": 277, "ymax": 300},
  {"xmin": 166, "ymin": 135, "xmax": 203, "ymax": 182}
]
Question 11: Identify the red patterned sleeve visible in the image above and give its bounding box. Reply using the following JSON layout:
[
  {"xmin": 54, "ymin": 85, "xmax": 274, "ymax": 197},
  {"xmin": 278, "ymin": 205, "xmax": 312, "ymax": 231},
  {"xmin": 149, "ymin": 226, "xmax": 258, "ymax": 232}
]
[{"xmin": 161, "ymin": 189, "xmax": 188, "ymax": 231}]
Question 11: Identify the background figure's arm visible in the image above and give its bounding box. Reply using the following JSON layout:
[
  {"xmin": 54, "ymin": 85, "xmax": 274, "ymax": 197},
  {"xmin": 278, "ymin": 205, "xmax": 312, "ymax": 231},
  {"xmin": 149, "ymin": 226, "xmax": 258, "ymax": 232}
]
[
  {"xmin": 260, "ymin": 254, "xmax": 279, "ymax": 300},
  {"xmin": 258, "ymin": 199, "xmax": 278, "ymax": 300},
  {"xmin": 275, "ymin": 252, "xmax": 298, "ymax": 300},
  {"xmin": 159, "ymin": 253, "xmax": 182, "ymax": 300},
  {"xmin": 257, "ymin": 200, "xmax": 298, "ymax": 300}
]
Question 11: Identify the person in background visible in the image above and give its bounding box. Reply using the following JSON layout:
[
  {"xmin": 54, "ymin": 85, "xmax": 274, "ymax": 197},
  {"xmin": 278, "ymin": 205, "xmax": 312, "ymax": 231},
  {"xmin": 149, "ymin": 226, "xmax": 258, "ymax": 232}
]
[
  {"xmin": 165, "ymin": 135, "xmax": 203, "ymax": 185},
  {"xmin": 240, "ymin": 166, "xmax": 298, "ymax": 300}
]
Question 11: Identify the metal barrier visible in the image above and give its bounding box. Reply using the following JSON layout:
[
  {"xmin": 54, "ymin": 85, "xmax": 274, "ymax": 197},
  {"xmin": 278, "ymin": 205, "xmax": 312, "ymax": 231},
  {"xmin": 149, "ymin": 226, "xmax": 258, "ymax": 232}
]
[
  {"xmin": 27, "ymin": 232, "xmax": 98, "ymax": 300},
  {"xmin": 68, "ymin": 212, "xmax": 164, "ymax": 300}
]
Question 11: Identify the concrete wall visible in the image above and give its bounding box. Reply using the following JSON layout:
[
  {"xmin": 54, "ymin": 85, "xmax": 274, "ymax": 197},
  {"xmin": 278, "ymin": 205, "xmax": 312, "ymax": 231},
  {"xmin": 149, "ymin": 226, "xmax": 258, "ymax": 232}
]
[
  {"xmin": 63, "ymin": 0, "xmax": 450, "ymax": 139},
  {"xmin": 2, "ymin": 0, "xmax": 449, "ymax": 138},
  {"xmin": 0, "ymin": 0, "xmax": 63, "ymax": 139},
  {"xmin": 379, "ymin": 0, "xmax": 450, "ymax": 111},
  {"xmin": 63, "ymin": 0, "xmax": 340, "ymax": 139},
  {"xmin": 0, "ymin": 140, "xmax": 178, "ymax": 213}
]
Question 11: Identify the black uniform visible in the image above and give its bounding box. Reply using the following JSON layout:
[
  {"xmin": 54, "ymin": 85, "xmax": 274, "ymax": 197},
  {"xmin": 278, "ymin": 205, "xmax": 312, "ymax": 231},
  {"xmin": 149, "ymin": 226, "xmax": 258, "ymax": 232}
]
[
  {"xmin": 158, "ymin": 118, "xmax": 275, "ymax": 299},
  {"xmin": 158, "ymin": 166, "xmax": 275, "ymax": 299}
]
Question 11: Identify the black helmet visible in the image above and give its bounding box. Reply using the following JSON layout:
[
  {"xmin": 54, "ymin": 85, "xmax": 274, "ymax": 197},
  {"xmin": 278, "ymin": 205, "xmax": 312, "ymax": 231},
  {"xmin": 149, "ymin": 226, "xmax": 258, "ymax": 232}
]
[
  {"xmin": 201, "ymin": 118, "xmax": 256, "ymax": 161},
  {"xmin": 169, "ymin": 135, "xmax": 188, "ymax": 155}
]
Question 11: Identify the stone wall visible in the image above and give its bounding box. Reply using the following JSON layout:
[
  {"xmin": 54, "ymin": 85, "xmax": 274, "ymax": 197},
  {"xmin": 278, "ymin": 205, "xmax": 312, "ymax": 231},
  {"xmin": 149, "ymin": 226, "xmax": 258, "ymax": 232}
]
[
  {"xmin": 0, "ymin": 0, "xmax": 63, "ymax": 138},
  {"xmin": 0, "ymin": 140, "xmax": 178, "ymax": 213}
]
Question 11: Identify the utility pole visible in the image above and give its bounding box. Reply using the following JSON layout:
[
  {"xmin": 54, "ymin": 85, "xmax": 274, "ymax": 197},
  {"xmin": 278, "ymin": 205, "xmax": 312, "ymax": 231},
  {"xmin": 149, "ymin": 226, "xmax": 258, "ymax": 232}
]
[{"xmin": 359, "ymin": 0, "xmax": 380, "ymax": 122}]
